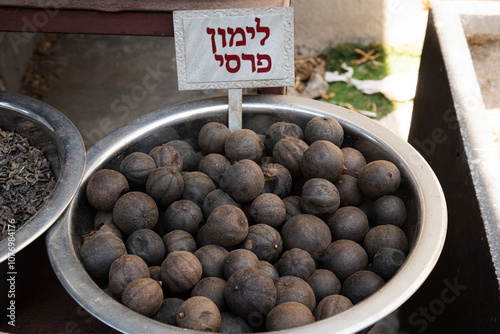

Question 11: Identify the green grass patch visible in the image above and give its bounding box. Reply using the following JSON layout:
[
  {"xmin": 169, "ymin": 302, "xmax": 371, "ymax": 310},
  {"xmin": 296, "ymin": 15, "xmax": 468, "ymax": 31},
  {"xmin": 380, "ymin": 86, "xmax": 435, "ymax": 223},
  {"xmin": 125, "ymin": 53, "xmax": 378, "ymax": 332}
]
[{"xmin": 321, "ymin": 43, "xmax": 421, "ymax": 119}]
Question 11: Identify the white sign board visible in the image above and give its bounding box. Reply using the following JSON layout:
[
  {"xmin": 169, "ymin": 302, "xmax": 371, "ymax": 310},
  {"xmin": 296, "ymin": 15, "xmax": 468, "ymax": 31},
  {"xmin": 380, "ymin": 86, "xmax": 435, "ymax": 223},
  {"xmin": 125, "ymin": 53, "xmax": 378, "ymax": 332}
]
[{"xmin": 173, "ymin": 7, "xmax": 294, "ymax": 90}]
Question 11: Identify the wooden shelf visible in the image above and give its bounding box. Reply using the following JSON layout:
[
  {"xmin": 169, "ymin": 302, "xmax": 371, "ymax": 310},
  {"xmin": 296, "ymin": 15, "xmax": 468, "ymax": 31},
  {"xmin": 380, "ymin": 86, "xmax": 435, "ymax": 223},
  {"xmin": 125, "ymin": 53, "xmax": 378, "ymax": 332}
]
[
  {"xmin": 0, "ymin": 0, "xmax": 290, "ymax": 36},
  {"xmin": 0, "ymin": 0, "xmax": 289, "ymax": 95}
]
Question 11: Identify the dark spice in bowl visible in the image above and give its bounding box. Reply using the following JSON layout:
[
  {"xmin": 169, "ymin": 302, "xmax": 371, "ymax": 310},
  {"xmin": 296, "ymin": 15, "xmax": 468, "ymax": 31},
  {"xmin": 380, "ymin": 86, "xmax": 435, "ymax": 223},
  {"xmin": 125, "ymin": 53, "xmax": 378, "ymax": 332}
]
[{"xmin": 0, "ymin": 128, "xmax": 55, "ymax": 239}]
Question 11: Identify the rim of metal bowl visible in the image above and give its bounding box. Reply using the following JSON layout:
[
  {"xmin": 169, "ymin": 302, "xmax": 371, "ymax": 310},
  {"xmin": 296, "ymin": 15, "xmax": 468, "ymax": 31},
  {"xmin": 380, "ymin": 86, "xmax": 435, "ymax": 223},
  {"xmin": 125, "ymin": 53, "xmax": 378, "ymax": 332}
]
[
  {"xmin": 47, "ymin": 95, "xmax": 447, "ymax": 334},
  {"xmin": 0, "ymin": 90, "xmax": 86, "ymax": 263}
]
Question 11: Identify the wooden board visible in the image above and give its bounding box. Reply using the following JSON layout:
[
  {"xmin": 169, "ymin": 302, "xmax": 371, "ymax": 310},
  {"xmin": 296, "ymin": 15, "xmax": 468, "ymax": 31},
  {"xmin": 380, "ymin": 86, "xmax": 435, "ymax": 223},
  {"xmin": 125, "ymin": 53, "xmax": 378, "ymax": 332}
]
[{"xmin": 0, "ymin": 0, "xmax": 290, "ymax": 12}]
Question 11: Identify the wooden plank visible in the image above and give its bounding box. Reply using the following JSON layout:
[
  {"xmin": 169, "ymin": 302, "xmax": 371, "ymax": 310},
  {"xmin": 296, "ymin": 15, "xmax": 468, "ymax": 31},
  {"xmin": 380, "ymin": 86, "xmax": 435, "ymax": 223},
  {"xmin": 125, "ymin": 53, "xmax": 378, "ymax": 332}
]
[
  {"xmin": 259, "ymin": 87, "xmax": 288, "ymax": 95},
  {"xmin": 0, "ymin": 0, "xmax": 290, "ymax": 12},
  {"xmin": 0, "ymin": 8, "xmax": 174, "ymax": 36}
]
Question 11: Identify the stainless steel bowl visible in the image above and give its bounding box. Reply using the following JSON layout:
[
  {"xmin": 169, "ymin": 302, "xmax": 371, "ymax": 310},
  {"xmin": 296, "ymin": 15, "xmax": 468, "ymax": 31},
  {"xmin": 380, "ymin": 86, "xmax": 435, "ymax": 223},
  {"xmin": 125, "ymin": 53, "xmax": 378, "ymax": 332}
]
[
  {"xmin": 47, "ymin": 95, "xmax": 447, "ymax": 334},
  {"xmin": 0, "ymin": 90, "xmax": 86, "ymax": 262}
]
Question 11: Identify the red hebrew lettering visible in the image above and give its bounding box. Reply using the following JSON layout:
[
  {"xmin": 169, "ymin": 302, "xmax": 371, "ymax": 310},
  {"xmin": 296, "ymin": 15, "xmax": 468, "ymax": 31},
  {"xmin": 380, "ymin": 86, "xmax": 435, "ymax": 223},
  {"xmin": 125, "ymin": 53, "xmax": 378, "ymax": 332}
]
[
  {"xmin": 245, "ymin": 26, "xmax": 255, "ymax": 39},
  {"xmin": 217, "ymin": 28, "xmax": 227, "ymax": 48},
  {"xmin": 224, "ymin": 54, "xmax": 241, "ymax": 73},
  {"xmin": 228, "ymin": 27, "xmax": 246, "ymax": 47},
  {"xmin": 255, "ymin": 18, "xmax": 270, "ymax": 46},
  {"xmin": 207, "ymin": 27, "xmax": 217, "ymax": 54},
  {"xmin": 257, "ymin": 53, "xmax": 272, "ymax": 73},
  {"xmin": 242, "ymin": 53, "xmax": 256, "ymax": 72},
  {"xmin": 214, "ymin": 54, "xmax": 224, "ymax": 67}
]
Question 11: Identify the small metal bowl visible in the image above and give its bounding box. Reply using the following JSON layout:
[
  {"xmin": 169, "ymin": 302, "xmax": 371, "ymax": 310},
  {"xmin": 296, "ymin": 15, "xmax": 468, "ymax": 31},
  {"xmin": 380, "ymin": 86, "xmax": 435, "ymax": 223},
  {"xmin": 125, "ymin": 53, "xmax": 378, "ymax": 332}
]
[
  {"xmin": 47, "ymin": 95, "xmax": 447, "ymax": 334},
  {"xmin": 0, "ymin": 90, "xmax": 86, "ymax": 262}
]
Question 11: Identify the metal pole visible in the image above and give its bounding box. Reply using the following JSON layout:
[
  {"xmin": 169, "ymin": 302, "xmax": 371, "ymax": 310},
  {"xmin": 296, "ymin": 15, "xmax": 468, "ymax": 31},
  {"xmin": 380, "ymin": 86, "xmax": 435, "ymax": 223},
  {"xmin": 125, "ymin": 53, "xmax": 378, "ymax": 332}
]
[{"xmin": 228, "ymin": 88, "xmax": 243, "ymax": 132}]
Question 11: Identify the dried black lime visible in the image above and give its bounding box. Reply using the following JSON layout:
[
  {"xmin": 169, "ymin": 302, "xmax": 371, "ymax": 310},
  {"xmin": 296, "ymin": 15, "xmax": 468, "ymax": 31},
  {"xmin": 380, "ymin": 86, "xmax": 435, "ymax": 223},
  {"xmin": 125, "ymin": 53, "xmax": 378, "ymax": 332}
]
[
  {"xmin": 304, "ymin": 116, "xmax": 344, "ymax": 147},
  {"xmin": 203, "ymin": 204, "xmax": 248, "ymax": 248},
  {"xmin": 259, "ymin": 260, "xmax": 280, "ymax": 281},
  {"xmin": 370, "ymin": 195, "xmax": 407, "ymax": 227},
  {"xmin": 282, "ymin": 195, "xmax": 304, "ymax": 222},
  {"xmin": 194, "ymin": 245, "xmax": 229, "ymax": 279},
  {"xmin": 191, "ymin": 276, "xmax": 228, "ymax": 311},
  {"xmin": 148, "ymin": 145, "xmax": 183, "ymax": 172},
  {"xmin": 219, "ymin": 312, "xmax": 254, "ymax": 333},
  {"xmin": 86, "ymin": 169, "xmax": 129, "ymax": 212},
  {"xmin": 358, "ymin": 160, "xmax": 401, "ymax": 199},
  {"xmin": 195, "ymin": 224, "xmax": 215, "ymax": 247},
  {"xmin": 272, "ymin": 137, "xmax": 309, "ymax": 178},
  {"xmin": 109, "ymin": 254, "xmax": 150, "ymax": 296},
  {"xmin": 181, "ymin": 171, "xmax": 216, "ymax": 208},
  {"xmin": 126, "ymin": 229, "xmax": 165, "ymax": 266},
  {"xmin": 162, "ymin": 230, "xmax": 197, "ymax": 255},
  {"xmin": 198, "ymin": 122, "xmax": 230, "ymax": 154},
  {"xmin": 276, "ymin": 248, "xmax": 316, "ymax": 280},
  {"xmin": 300, "ymin": 178, "xmax": 340, "ymax": 216},
  {"xmin": 177, "ymin": 296, "xmax": 221, "ymax": 332},
  {"xmin": 363, "ymin": 224, "xmax": 409, "ymax": 259},
  {"xmin": 149, "ymin": 266, "xmax": 161, "ymax": 281},
  {"xmin": 145, "ymin": 166, "xmax": 184, "ymax": 207},
  {"xmin": 264, "ymin": 121, "xmax": 304, "ymax": 155},
  {"xmin": 320, "ymin": 239, "xmax": 368, "ymax": 282},
  {"xmin": 80, "ymin": 233, "xmax": 127, "ymax": 281},
  {"xmin": 121, "ymin": 277, "xmax": 163, "ymax": 317},
  {"xmin": 160, "ymin": 251, "xmax": 202, "ymax": 294},
  {"xmin": 372, "ymin": 247, "xmax": 406, "ymax": 281},
  {"xmin": 197, "ymin": 153, "xmax": 231, "ymax": 186},
  {"xmin": 241, "ymin": 224, "xmax": 283, "ymax": 263},
  {"xmin": 260, "ymin": 162, "xmax": 293, "ymax": 199},
  {"xmin": 341, "ymin": 270, "xmax": 385, "ymax": 304},
  {"xmin": 281, "ymin": 214, "xmax": 331, "ymax": 260},
  {"xmin": 85, "ymin": 221, "xmax": 123, "ymax": 241},
  {"xmin": 306, "ymin": 269, "xmax": 341, "ymax": 303},
  {"xmin": 249, "ymin": 193, "xmax": 286, "ymax": 228},
  {"xmin": 225, "ymin": 129, "xmax": 264, "ymax": 163},
  {"xmin": 166, "ymin": 140, "xmax": 197, "ymax": 171},
  {"xmin": 79, "ymin": 115, "xmax": 422, "ymax": 331},
  {"xmin": 120, "ymin": 152, "xmax": 157, "ymax": 188},
  {"xmin": 224, "ymin": 267, "xmax": 277, "ymax": 319},
  {"xmin": 220, "ymin": 159, "xmax": 265, "ymax": 203},
  {"xmin": 341, "ymin": 147, "xmax": 366, "ymax": 178},
  {"xmin": 266, "ymin": 302, "xmax": 315, "ymax": 331},
  {"xmin": 152, "ymin": 297, "xmax": 184, "ymax": 326},
  {"xmin": 314, "ymin": 294, "xmax": 353, "ymax": 320},
  {"xmin": 160, "ymin": 199, "xmax": 203, "ymax": 236},
  {"xmin": 113, "ymin": 191, "xmax": 159, "ymax": 235},
  {"xmin": 202, "ymin": 189, "xmax": 241, "ymax": 219},
  {"xmin": 274, "ymin": 276, "xmax": 316, "ymax": 312},
  {"xmin": 223, "ymin": 249, "xmax": 260, "ymax": 280},
  {"xmin": 326, "ymin": 206, "xmax": 369, "ymax": 244},
  {"xmin": 300, "ymin": 140, "xmax": 344, "ymax": 183},
  {"xmin": 334, "ymin": 174, "xmax": 364, "ymax": 207}
]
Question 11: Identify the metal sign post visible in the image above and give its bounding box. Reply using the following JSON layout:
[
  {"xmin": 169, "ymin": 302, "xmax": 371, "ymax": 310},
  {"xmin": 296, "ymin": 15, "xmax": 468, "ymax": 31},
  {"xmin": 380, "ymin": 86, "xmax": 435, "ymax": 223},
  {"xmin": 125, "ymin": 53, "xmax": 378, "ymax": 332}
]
[
  {"xmin": 228, "ymin": 88, "xmax": 243, "ymax": 132},
  {"xmin": 173, "ymin": 7, "xmax": 295, "ymax": 132}
]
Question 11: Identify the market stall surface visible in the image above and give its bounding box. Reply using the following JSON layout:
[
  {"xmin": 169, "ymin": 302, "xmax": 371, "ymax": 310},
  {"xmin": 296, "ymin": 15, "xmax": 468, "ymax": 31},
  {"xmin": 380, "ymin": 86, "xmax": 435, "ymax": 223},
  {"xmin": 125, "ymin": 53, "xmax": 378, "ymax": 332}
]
[{"xmin": 2, "ymin": 33, "xmax": 413, "ymax": 334}]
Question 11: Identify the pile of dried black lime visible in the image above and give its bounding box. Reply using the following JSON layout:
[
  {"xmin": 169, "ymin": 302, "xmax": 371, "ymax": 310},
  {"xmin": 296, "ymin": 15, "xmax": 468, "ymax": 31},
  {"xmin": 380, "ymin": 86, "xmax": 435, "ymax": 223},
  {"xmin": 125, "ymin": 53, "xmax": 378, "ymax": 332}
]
[
  {"xmin": 82, "ymin": 116, "xmax": 410, "ymax": 332},
  {"xmin": 0, "ymin": 128, "xmax": 55, "ymax": 240}
]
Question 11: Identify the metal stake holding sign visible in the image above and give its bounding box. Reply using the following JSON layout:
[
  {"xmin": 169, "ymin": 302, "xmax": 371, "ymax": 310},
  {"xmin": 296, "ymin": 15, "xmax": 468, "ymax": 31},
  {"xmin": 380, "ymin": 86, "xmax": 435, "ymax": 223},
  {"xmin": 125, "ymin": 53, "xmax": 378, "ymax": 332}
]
[{"xmin": 173, "ymin": 7, "xmax": 295, "ymax": 132}]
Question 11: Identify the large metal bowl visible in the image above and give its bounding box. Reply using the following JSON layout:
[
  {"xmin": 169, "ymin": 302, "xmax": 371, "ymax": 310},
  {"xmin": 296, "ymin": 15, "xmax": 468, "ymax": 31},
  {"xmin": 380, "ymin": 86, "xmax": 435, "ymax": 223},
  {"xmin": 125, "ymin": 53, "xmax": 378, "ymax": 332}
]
[
  {"xmin": 47, "ymin": 95, "xmax": 447, "ymax": 334},
  {"xmin": 0, "ymin": 90, "xmax": 86, "ymax": 262},
  {"xmin": 0, "ymin": 90, "xmax": 86, "ymax": 311}
]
